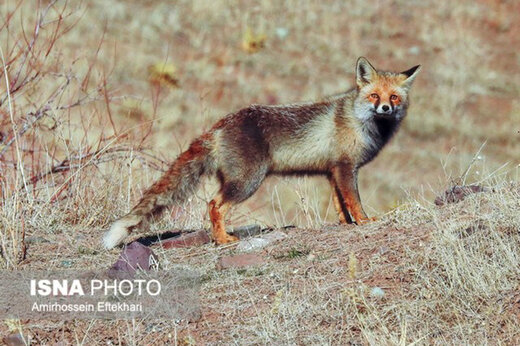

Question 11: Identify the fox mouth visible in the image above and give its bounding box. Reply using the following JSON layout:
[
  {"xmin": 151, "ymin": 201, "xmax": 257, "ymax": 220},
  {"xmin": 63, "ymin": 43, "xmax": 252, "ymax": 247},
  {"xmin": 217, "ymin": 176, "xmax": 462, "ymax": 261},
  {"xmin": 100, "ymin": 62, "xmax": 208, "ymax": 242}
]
[{"xmin": 374, "ymin": 111, "xmax": 395, "ymax": 118}]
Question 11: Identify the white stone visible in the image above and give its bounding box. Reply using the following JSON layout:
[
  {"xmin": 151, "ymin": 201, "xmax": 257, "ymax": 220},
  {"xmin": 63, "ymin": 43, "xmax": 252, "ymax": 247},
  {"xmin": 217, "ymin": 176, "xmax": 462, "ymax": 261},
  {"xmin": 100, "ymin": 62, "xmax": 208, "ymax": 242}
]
[
  {"xmin": 236, "ymin": 238, "xmax": 270, "ymax": 252},
  {"xmin": 236, "ymin": 231, "xmax": 287, "ymax": 252},
  {"xmin": 370, "ymin": 287, "xmax": 385, "ymax": 298}
]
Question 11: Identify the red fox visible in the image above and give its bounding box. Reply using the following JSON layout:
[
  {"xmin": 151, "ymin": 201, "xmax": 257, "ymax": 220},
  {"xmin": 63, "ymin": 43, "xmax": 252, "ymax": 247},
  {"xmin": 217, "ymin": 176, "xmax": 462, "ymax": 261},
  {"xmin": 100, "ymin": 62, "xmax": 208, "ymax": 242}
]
[{"xmin": 103, "ymin": 57, "xmax": 420, "ymax": 249}]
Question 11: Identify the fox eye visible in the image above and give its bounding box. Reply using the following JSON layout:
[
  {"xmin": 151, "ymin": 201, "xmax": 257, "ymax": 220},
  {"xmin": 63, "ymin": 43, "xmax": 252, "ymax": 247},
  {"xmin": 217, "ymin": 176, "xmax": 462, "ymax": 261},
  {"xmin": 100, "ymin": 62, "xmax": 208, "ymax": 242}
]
[
  {"xmin": 370, "ymin": 93, "xmax": 379, "ymax": 99},
  {"xmin": 390, "ymin": 94, "xmax": 399, "ymax": 101}
]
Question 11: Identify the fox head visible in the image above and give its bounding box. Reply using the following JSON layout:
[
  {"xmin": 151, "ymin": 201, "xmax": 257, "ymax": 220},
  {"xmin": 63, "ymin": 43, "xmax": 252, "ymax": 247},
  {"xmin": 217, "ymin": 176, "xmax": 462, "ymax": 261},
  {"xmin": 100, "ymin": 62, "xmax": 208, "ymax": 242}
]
[{"xmin": 354, "ymin": 57, "xmax": 420, "ymax": 121}]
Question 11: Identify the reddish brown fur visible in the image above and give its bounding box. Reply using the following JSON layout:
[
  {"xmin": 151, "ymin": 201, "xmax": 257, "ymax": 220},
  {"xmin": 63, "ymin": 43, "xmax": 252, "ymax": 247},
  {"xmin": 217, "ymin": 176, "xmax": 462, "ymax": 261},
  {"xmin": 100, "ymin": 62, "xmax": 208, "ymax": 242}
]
[{"xmin": 147, "ymin": 134, "xmax": 211, "ymax": 195}]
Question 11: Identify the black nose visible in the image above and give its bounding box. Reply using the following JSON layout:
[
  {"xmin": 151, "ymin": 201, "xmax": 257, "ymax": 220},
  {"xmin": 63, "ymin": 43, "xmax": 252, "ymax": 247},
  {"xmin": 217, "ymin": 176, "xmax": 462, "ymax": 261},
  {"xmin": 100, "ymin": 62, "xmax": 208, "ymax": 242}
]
[{"xmin": 382, "ymin": 105, "xmax": 390, "ymax": 112}]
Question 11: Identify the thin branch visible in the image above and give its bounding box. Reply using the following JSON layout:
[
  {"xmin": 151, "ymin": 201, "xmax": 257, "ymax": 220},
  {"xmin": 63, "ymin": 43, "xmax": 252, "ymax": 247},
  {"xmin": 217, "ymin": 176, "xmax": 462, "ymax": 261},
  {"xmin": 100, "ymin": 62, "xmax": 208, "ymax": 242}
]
[
  {"xmin": 0, "ymin": 43, "xmax": 29, "ymax": 194},
  {"xmin": 29, "ymin": 146, "xmax": 170, "ymax": 187}
]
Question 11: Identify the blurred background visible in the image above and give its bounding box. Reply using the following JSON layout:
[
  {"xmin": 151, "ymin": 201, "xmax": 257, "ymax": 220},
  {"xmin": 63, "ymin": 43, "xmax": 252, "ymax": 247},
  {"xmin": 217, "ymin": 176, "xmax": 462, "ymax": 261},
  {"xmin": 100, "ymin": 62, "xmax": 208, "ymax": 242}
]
[{"xmin": 1, "ymin": 0, "xmax": 519, "ymax": 241}]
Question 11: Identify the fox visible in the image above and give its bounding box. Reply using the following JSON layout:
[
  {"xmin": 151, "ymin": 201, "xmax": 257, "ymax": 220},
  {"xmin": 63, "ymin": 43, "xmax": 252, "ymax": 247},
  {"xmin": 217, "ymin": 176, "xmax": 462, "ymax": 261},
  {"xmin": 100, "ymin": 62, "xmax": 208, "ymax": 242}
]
[{"xmin": 103, "ymin": 57, "xmax": 420, "ymax": 249}]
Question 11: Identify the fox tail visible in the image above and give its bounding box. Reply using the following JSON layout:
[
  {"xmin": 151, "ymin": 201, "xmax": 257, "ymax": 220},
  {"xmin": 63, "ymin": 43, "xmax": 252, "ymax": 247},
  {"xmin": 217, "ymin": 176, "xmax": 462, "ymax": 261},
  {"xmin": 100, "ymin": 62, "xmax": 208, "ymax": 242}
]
[{"xmin": 103, "ymin": 136, "xmax": 215, "ymax": 249}]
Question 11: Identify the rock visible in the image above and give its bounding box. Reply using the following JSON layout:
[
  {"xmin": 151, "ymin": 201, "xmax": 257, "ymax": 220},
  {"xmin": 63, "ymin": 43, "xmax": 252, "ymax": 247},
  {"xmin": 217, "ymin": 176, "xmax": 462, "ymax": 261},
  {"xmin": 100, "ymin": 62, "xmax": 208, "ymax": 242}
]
[
  {"xmin": 78, "ymin": 245, "xmax": 98, "ymax": 255},
  {"xmin": 230, "ymin": 224, "xmax": 263, "ymax": 239},
  {"xmin": 262, "ymin": 230, "xmax": 287, "ymax": 242},
  {"xmin": 216, "ymin": 253, "xmax": 266, "ymax": 270},
  {"xmin": 236, "ymin": 238, "xmax": 271, "ymax": 252},
  {"xmin": 3, "ymin": 333, "xmax": 25, "ymax": 346},
  {"xmin": 275, "ymin": 27, "xmax": 289, "ymax": 40},
  {"xmin": 434, "ymin": 185, "xmax": 486, "ymax": 206},
  {"xmin": 408, "ymin": 46, "xmax": 420, "ymax": 55},
  {"xmin": 60, "ymin": 260, "xmax": 73, "ymax": 267},
  {"xmin": 236, "ymin": 230, "xmax": 287, "ymax": 252},
  {"xmin": 370, "ymin": 287, "xmax": 385, "ymax": 299},
  {"xmin": 280, "ymin": 225, "xmax": 296, "ymax": 230},
  {"xmin": 378, "ymin": 246, "xmax": 390, "ymax": 255},
  {"xmin": 159, "ymin": 230, "xmax": 210, "ymax": 249},
  {"xmin": 108, "ymin": 242, "xmax": 158, "ymax": 279}
]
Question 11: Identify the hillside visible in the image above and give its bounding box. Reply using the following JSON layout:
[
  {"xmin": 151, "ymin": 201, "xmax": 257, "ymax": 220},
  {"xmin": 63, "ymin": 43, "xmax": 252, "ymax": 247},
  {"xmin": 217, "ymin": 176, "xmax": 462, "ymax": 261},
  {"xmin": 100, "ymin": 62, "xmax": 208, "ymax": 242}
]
[{"xmin": 3, "ymin": 182, "xmax": 519, "ymax": 344}]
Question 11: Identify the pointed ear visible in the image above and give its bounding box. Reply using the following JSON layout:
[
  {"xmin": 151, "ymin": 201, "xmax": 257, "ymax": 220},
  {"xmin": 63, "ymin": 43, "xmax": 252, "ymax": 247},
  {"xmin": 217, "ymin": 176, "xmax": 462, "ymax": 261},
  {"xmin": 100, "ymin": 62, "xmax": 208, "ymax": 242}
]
[
  {"xmin": 356, "ymin": 57, "xmax": 377, "ymax": 87},
  {"xmin": 401, "ymin": 65, "xmax": 421, "ymax": 89}
]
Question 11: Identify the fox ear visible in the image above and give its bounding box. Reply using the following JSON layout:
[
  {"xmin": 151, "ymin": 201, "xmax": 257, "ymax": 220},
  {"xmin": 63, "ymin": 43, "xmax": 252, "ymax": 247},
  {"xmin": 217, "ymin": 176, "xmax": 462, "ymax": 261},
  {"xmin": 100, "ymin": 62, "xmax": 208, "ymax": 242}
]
[
  {"xmin": 356, "ymin": 57, "xmax": 377, "ymax": 87},
  {"xmin": 401, "ymin": 65, "xmax": 421, "ymax": 89}
]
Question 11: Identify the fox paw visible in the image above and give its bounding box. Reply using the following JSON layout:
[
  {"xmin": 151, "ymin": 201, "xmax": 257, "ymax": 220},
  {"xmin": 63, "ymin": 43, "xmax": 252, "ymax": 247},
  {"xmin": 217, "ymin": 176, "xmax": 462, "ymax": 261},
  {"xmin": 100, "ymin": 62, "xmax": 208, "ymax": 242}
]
[
  {"xmin": 355, "ymin": 216, "xmax": 377, "ymax": 225},
  {"xmin": 214, "ymin": 233, "xmax": 239, "ymax": 245}
]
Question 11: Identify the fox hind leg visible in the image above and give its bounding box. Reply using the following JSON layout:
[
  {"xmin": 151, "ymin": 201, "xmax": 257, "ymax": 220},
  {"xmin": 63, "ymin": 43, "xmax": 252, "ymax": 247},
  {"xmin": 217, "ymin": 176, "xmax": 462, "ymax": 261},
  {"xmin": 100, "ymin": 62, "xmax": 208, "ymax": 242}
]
[
  {"xmin": 209, "ymin": 194, "xmax": 238, "ymax": 245},
  {"xmin": 210, "ymin": 125, "xmax": 269, "ymax": 244},
  {"xmin": 209, "ymin": 165, "xmax": 268, "ymax": 245}
]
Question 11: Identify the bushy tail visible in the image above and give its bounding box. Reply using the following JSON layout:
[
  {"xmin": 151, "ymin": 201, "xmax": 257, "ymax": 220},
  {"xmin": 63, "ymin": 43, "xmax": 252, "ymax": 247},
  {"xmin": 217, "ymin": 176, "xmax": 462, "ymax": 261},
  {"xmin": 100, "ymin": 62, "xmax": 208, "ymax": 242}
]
[{"xmin": 103, "ymin": 136, "xmax": 215, "ymax": 249}]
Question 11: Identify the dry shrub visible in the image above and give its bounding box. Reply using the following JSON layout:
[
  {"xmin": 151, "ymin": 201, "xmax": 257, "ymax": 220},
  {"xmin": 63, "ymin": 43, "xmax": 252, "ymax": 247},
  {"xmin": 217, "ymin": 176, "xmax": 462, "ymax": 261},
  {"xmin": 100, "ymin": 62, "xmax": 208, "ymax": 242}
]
[{"xmin": 0, "ymin": 1, "xmax": 164, "ymax": 268}]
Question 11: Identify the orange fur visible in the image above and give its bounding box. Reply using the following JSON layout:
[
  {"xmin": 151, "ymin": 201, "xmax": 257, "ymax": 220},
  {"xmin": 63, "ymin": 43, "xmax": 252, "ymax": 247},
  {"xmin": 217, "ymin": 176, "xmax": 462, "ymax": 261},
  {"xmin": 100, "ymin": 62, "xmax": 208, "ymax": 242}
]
[{"xmin": 209, "ymin": 195, "xmax": 238, "ymax": 245}]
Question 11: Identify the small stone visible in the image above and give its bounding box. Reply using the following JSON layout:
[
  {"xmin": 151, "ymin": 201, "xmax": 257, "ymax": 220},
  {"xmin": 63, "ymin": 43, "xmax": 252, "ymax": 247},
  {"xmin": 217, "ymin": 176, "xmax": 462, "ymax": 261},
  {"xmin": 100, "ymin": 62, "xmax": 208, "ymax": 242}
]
[
  {"xmin": 275, "ymin": 27, "xmax": 289, "ymax": 39},
  {"xmin": 3, "ymin": 333, "xmax": 25, "ymax": 346},
  {"xmin": 262, "ymin": 230, "xmax": 287, "ymax": 242},
  {"xmin": 216, "ymin": 253, "xmax": 266, "ymax": 270},
  {"xmin": 231, "ymin": 224, "xmax": 263, "ymax": 239},
  {"xmin": 370, "ymin": 287, "xmax": 385, "ymax": 299},
  {"xmin": 61, "ymin": 260, "xmax": 73, "ymax": 267},
  {"xmin": 280, "ymin": 225, "xmax": 296, "ymax": 230},
  {"xmin": 378, "ymin": 246, "xmax": 390, "ymax": 255},
  {"xmin": 236, "ymin": 238, "xmax": 270, "ymax": 252},
  {"xmin": 408, "ymin": 46, "xmax": 420, "ymax": 55},
  {"xmin": 236, "ymin": 230, "xmax": 287, "ymax": 252},
  {"xmin": 145, "ymin": 323, "xmax": 163, "ymax": 333},
  {"xmin": 434, "ymin": 185, "xmax": 486, "ymax": 206},
  {"xmin": 108, "ymin": 242, "xmax": 158, "ymax": 279},
  {"xmin": 159, "ymin": 230, "xmax": 210, "ymax": 249},
  {"xmin": 78, "ymin": 245, "xmax": 99, "ymax": 255}
]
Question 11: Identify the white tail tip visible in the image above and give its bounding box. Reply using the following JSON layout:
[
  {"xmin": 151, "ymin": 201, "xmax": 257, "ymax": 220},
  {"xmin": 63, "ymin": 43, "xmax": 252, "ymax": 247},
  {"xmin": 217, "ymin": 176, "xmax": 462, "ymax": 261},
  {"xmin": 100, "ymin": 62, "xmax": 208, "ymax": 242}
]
[{"xmin": 103, "ymin": 215, "xmax": 141, "ymax": 249}]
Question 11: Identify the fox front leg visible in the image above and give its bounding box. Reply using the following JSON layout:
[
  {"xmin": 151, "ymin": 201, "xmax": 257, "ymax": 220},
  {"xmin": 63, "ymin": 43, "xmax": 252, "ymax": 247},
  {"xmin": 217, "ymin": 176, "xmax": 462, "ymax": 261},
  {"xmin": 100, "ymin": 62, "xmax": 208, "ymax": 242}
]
[
  {"xmin": 331, "ymin": 163, "xmax": 374, "ymax": 225},
  {"xmin": 329, "ymin": 176, "xmax": 354, "ymax": 224}
]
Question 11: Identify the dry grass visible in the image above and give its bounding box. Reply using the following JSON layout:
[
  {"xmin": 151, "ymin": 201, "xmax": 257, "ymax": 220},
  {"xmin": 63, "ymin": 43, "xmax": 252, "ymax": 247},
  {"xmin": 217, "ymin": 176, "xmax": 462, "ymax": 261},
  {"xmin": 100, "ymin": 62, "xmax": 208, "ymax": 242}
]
[
  {"xmin": 7, "ymin": 179, "xmax": 519, "ymax": 344},
  {"xmin": 155, "ymin": 179, "xmax": 520, "ymax": 344},
  {"xmin": 1, "ymin": 0, "xmax": 519, "ymax": 344}
]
